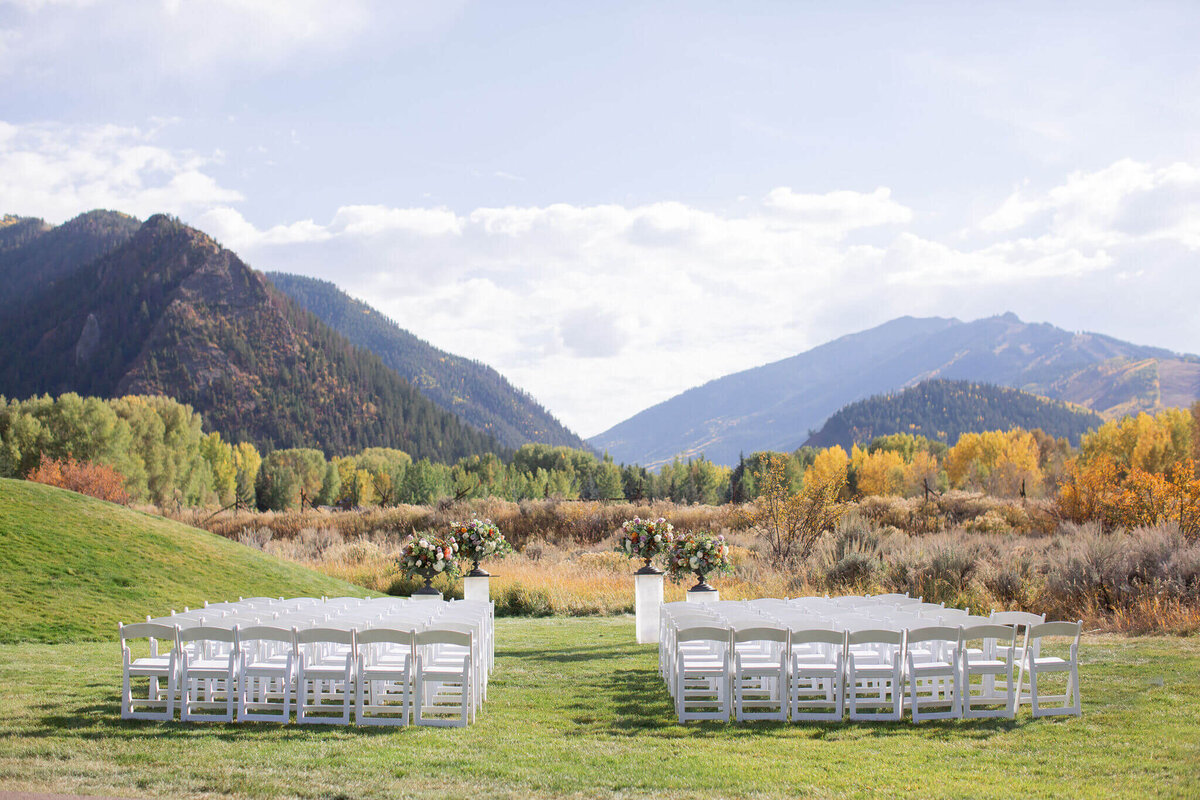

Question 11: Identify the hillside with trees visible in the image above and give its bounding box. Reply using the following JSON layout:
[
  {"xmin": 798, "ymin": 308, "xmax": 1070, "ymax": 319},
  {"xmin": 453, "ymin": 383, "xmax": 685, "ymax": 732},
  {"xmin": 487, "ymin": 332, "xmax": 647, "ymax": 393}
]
[
  {"xmin": 804, "ymin": 379, "xmax": 1103, "ymax": 450},
  {"xmin": 268, "ymin": 272, "xmax": 588, "ymax": 452},
  {"xmin": 0, "ymin": 215, "xmax": 501, "ymax": 462},
  {"xmin": 0, "ymin": 210, "xmax": 141, "ymax": 312}
]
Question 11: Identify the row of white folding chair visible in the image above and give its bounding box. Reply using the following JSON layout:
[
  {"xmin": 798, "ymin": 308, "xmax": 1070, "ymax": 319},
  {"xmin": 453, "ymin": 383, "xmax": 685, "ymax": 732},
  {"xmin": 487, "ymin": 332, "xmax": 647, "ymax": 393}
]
[
  {"xmin": 663, "ymin": 621, "xmax": 1082, "ymax": 723},
  {"xmin": 120, "ymin": 622, "xmax": 480, "ymax": 726}
]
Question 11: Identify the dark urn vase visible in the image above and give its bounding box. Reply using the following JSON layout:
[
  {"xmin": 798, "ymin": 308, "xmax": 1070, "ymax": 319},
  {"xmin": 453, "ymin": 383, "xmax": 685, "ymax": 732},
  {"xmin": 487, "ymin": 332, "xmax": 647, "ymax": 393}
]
[
  {"xmin": 413, "ymin": 571, "xmax": 441, "ymax": 596},
  {"xmin": 467, "ymin": 559, "xmax": 490, "ymax": 578},
  {"xmin": 636, "ymin": 557, "xmax": 663, "ymax": 575},
  {"xmin": 689, "ymin": 572, "xmax": 717, "ymax": 592}
]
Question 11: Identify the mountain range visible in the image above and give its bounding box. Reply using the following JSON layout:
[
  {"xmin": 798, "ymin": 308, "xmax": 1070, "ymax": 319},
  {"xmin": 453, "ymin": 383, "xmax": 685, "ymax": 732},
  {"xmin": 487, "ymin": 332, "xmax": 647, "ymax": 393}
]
[
  {"xmin": 5, "ymin": 210, "xmax": 1198, "ymax": 470},
  {"xmin": 590, "ymin": 313, "xmax": 1200, "ymax": 467}
]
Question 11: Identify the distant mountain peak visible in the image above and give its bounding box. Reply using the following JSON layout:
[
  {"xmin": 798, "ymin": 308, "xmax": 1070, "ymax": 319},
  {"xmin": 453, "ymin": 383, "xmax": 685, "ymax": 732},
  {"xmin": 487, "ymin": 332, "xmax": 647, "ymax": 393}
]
[{"xmin": 590, "ymin": 312, "xmax": 1200, "ymax": 467}]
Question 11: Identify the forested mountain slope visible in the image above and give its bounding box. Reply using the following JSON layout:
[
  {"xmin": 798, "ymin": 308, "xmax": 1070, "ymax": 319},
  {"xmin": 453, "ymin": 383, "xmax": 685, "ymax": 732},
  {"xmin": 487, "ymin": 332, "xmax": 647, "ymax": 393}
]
[
  {"xmin": 268, "ymin": 272, "xmax": 588, "ymax": 451},
  {"xmin": 0, "ymin": 210, "xmax": 140, "ymax": 312},
  {"xmin": 0, "ymin": 214, "xmax": 502, "ymax": 461},
  {"xmin": 803, "ymin": 379, "xmax": 1104, "ymax": 449}
]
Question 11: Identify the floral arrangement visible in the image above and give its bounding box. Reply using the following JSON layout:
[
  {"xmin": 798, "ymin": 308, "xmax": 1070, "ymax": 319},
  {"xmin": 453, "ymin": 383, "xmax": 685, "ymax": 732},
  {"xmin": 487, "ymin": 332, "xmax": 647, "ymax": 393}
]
[
  {"xmin": 616, "ymin": 516, "xmax": 674, "ymax": 565},
  {"xmin": 453, "ymin": 518, "xmax": 512, "ymax": 567},
  {"xmin": 665, "ymin": 530, "xmax": 732, "ymax": 585},
  {"xmin": 398, "ymin": 534, "xmax": 460, "ymax": 579}
]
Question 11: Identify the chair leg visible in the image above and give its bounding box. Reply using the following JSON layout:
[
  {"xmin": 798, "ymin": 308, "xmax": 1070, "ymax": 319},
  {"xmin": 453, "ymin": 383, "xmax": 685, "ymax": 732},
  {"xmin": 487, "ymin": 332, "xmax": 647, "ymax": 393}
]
[{"xmin": 121, "ymin": 670, "xmax": 132, "ymax": 719}]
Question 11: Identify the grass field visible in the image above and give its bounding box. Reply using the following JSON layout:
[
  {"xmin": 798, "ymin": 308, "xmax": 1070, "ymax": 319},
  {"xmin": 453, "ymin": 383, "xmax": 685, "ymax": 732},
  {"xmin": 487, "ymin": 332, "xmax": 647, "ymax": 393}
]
[
  {"xmin": 0, "ymin": 479, "xmax": 363, "ymax": 642},
  {"xmin": 1, "ymin": 617, "xmax": 1197, "ymax": 800}
]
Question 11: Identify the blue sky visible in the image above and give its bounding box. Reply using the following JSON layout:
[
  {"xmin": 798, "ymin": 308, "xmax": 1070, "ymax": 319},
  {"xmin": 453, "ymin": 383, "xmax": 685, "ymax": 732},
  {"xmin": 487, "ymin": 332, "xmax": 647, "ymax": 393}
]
[{"xmin": 2, "ymin": 1, "xmax": 1200, "ymax": 436}]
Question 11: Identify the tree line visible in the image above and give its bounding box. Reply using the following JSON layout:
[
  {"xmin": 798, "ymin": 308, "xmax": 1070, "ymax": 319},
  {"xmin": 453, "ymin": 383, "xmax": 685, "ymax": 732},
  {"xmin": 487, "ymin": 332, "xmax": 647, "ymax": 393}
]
[{"xmin": 3, "ymin": 392, "xmax": 1198, "ymax": 513}]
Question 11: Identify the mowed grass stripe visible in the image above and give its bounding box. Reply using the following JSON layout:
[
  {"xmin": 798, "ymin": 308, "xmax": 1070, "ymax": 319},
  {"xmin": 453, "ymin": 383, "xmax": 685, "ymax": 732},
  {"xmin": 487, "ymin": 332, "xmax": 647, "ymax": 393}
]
[{"xmin": 0, "ymin": 618, "xmax": 1197, "ymax": 799}]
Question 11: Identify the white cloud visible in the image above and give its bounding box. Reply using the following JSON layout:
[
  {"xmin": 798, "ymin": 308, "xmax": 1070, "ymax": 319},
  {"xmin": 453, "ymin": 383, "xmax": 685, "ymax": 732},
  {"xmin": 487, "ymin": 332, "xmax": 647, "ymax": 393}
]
[
  {"xmin": 5, "ymin": 124, "xmax": 1199, "ymax": 436},
  {"xmin": 0, "ymin": 120, "xmax": 242, "ymax": 222}
]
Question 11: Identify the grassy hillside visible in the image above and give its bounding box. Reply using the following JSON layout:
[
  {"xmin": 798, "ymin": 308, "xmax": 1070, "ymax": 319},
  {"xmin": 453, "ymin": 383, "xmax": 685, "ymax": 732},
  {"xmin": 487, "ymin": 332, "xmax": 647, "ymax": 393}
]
[{"xmin": 0, "ymin": 479, "xmax": 363, "ymax": 642}]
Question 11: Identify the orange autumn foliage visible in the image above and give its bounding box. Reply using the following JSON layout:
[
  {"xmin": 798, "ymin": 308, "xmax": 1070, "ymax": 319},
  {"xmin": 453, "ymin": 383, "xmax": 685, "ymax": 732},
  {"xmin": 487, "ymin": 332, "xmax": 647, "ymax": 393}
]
[
  {"xmin": 1058, "ymin": 455, "xmax": 1200, "ymax": 540},
  {"xmin": 28, "ymin": 456, "xmax": 132, "ymax": 505}
]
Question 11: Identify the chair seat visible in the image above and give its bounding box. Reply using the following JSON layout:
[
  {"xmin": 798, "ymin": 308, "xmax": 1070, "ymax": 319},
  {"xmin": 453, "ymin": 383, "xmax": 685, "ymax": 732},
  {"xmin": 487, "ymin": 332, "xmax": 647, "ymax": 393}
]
[
  {"xmin": 244, "ymin": 660, "xmax": 290, "ymax": 674},
  {"xmin": 793, "ymin": 663, "xmax": 838, "ymax": 675},
  {"xmin": 965, "ymin": 658, "xmax": 1008, "ymax": 669},
  {"xmin": 362, "ymin": 665, "xmax": 410, "ymax": 679},
  {"xmin": 420, "ymin": 667, "xmax": 468, "ymax": 680},
  {"xmin": 910, "ymin": 660, "xmax": 953, "ymax": 672},
  {"xmin": 850, "ymin": 663, "xmax": 898, "ymax": 676},
  {"xmin": 302, "ymin": 665, "xmax": 352, "ymax": 678},
  {"xmin": 1031, "ymin": 656, "xmax": 1069, "ymax": 669},
  {"xmin": 186, "ymin": 659, "xmax": 234, "ymax": 673},
  {"xmin": 738, "ymin": 664, "xmax": 785, "ymax": 677},
  {"xmin": 131, "ymin": 656, "xmax": 172, "ymax": 668}
]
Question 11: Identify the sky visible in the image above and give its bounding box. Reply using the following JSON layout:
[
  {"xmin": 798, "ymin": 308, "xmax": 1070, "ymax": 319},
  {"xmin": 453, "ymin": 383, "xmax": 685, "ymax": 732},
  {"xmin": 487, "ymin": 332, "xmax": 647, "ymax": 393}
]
[{"xmin": 2, "ymin": 0, "xmax": 1200, "ymax": 438}]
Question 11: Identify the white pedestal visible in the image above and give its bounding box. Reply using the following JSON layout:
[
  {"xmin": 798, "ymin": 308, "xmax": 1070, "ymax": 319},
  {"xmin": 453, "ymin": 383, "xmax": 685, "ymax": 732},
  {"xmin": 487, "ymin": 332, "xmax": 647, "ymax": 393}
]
[
  {"xmin": 411, "ymin": 592, "xmax": 442, "ymax": 602},
  {"xmin": 686, "ymin": 589, "xmax": 719, "ymax": 603},
  {"xmin": 464, "ymin": 576, "xmax": 490, "ymax": 602},
  {"xmin": 635, "ymin": 572, "xmax": 664, "ymax": 644}
]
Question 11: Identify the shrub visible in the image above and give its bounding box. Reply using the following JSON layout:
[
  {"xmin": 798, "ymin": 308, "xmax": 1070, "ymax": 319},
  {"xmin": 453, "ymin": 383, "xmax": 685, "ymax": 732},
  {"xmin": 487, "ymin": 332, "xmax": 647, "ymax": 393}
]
[
  {"xmin": 966, "ymin": 509, "xmax": 1011, "ymax": 535},
  {"xmin": 826, "ymin": 552, "xmax": 881, "ymax": 589},
  {"xmin": 28, "ymin": 456, "xmax": 131, "ymax": 505}
]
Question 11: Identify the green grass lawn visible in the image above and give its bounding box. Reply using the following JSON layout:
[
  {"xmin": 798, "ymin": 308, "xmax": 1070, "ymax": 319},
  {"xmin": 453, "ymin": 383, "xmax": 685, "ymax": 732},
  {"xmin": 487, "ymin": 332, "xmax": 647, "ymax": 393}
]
[
  {"xmin": 0, "ymin": 479, "xmax": 363, "ymax": 642},
  {"xmin": 1, "ymin": 617, "xmax": 1197, "ymax": 800}
]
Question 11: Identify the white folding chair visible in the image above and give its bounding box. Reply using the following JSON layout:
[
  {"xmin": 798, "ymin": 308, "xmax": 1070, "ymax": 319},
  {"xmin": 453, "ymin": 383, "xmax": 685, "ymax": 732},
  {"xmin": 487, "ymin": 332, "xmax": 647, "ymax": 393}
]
[
  {"xmin": 789, "ymin": 629, "xmax": 846, "ymax": 722},
  {"xmin": 905, "ymin": 626, "xmax": 963, "ymax": 722},
  {"xmin": 179, "ymin": 626, "xmax": 240, "ymax": 722},
  {"xmin": 960, "ymin": 624, "xmax": 1016, "ymax": 719},
  {"xmin": 238, "ymin": 626, "xmax": 297, "ymax": 723},
  {"xmin": 846, "ymin": 629, "xmax": 904, "ymax": 721},
  {"xmin": 989, "ymin": 610, "xmax": 1045, "ymax": 706},
  {"xmin": 356, "ymin": 628, "xmax": 416, "ymax": 726},
  {"xmin": 1022, "ymin": 621, "xmax": 1082, "ymax": 717},
  {"xmin": 674, "ymin": 626, "xmax": 732, "ymax": 722},
  {"xmin": 296, "ymin": 627, "xmax": 356, "ymax": 725},
  {"xmin": 733, "ymin": 626, "xmax": 788, "ymax": 721},
  {"xmin": 119, "ymin": 622, "xmax": 179, "ymax": 721},
  {"xmin": 414, "ymin": 629, "xmax": 473, "ymax": 727}
]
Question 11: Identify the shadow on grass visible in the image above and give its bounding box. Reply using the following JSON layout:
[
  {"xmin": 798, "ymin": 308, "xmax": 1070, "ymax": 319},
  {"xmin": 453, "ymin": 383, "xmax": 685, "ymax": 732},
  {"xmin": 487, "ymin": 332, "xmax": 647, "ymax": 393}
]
[{"xmin": 532, "ymin": 640, "xmax": 1029, "ymax": 742}]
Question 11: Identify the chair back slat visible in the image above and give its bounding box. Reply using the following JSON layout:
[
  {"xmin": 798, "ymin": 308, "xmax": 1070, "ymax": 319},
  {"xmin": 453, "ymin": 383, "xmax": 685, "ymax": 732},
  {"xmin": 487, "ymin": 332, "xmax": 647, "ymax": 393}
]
[
  {"xmin": 179, "ymin": 625, "xmax": 238, "ymax": 643},
  {"xmin": 357, "ymin": 628, "xmax": 416, "ymax": 646},
  {"xmin": 120, "ymin": 622, "xmax": 177, "ymax": 641}
]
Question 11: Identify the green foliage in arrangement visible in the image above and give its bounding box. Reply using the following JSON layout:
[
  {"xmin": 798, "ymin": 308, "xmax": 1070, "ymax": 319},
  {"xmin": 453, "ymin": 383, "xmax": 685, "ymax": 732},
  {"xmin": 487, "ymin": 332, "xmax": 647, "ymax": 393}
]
[
  {"xmin": 805, "ymin": 379, "xmax": 1104, "ymax": 450},
  {"xmin": 0, "ymin": 619, "xmax": 1197, "ymax": 798},
  {"xmin": 268, "ymin": 271, "xmax": 590, "ymax": 452},
  {"xmin": 0, "ymin": 478, "xmax": 362, "ymax": 642}
]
